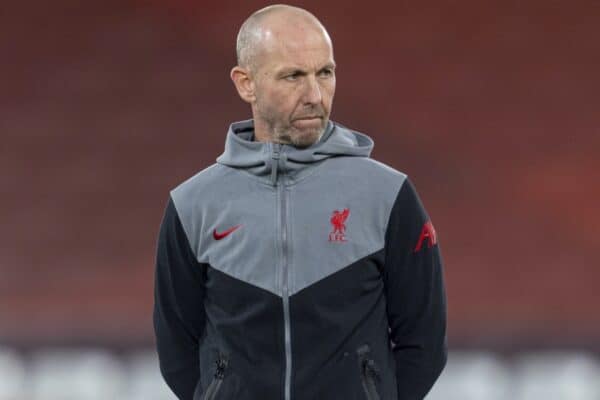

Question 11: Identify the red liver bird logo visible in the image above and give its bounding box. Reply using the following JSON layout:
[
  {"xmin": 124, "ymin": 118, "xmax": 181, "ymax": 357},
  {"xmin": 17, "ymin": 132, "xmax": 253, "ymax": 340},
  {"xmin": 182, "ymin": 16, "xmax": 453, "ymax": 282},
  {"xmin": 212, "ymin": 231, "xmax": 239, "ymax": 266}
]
[{"xmin": 329, "ymin": 208, "xmax": 350, "ymax": 242}]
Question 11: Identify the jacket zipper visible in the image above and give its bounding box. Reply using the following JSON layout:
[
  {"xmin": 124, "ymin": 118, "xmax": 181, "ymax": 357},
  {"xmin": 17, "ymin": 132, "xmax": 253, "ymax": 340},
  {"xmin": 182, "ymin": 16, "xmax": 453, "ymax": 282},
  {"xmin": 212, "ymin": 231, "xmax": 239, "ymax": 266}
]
[
  {"xmin": 356, "ymin": 344, "xmax": 381, "ymax": 400},
  {"xmin": 203, "ymin": 353, "xmax": 229, "ymax": 400},
  {"xmin": 273, "ymin": 144, "xmax": 293, "ymax": 400}
]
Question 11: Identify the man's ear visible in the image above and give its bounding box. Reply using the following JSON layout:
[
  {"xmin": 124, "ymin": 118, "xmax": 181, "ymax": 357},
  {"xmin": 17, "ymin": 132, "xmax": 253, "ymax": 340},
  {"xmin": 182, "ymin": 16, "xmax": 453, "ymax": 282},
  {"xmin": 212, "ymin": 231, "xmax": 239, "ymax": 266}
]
[{"xmin": 230, "ymin": 66, "xmax": 256, "ymax": 104}]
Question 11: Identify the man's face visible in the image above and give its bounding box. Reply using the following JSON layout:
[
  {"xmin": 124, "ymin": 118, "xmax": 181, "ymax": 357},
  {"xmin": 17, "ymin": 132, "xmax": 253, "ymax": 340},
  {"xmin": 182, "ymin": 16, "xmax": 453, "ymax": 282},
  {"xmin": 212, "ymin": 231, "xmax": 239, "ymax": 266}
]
[{"xmin": 251, "ymin": 27, "xmax": 336, "ymax": 148}]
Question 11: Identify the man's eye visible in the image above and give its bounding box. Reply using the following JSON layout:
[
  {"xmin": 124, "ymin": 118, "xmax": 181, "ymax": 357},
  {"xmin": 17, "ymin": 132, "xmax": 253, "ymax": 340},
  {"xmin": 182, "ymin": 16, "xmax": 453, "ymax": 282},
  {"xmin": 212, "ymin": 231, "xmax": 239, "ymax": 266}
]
[
  {"xmin": 285, "ymin": 73, "xmax": 300, "ymax": 81},
  {"xmin": 319, "ymin": 69, "xmax": 333, "ymax": 77}
]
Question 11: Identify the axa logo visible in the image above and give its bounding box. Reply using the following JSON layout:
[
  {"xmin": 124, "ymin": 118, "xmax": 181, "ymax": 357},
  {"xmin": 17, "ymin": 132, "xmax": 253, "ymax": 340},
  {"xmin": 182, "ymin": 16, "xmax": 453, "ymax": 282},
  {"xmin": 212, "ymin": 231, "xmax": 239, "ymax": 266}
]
[
  {"xmin": 329, "ymin": 208, "xmax": 350, "ymax": 242},
  {"xmin": 414, "ymin": 220, "xmax": 437, "ymax": 252}
]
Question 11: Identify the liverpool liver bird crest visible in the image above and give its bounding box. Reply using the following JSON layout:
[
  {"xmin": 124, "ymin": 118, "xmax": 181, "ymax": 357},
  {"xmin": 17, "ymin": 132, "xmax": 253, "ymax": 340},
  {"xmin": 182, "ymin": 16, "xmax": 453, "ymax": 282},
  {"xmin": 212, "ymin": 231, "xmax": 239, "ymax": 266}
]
[{"xmin": 329, "ymin": 208, "xmax": 350, "ymax": 242}]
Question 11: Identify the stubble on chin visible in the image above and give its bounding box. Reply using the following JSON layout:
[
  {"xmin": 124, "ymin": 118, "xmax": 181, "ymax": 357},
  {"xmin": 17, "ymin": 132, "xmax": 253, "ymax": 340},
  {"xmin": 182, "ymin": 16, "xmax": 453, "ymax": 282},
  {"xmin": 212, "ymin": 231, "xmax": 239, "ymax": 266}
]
[
  {"xmin": 275, "ymin": 122, "xmax": 326, "ymax": 148},
  {"xmin": 258, "ymin": 110, "xmax": 326, "ymax": 148}
]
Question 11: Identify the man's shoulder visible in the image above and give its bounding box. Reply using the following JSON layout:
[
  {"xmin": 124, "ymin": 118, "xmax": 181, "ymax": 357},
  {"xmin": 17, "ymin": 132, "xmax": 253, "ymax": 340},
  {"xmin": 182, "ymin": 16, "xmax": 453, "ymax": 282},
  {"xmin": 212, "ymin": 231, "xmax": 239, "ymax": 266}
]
[
  {"xmin": 172, "ymin": 162, "xmax": 223, "ymax": 189},
  {"xmin": 359, "ymin": 157, "xmax": 407, "ymax": 180},
  {"xmin": 332, "ymin": 121, "xmax": 408, "ymax": 180},
  {"xmin": 168, "ymin": 163, "xmax": 232, "ymax": 206},
  {"xmin": 328, "ymin": 151, "xmax": 408, "ymax": 187}
]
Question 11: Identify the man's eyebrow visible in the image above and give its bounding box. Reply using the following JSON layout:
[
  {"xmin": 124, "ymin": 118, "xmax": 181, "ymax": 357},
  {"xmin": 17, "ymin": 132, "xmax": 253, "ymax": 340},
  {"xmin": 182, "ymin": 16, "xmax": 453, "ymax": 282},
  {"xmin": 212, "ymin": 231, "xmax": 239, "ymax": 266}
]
[
  {"xmin": 277, "ymin": 67, "xmax": 306, "ymax": 76},
  {"xmin": 277, "ymin": 62, "xmax": 336, "ymax": 76}
]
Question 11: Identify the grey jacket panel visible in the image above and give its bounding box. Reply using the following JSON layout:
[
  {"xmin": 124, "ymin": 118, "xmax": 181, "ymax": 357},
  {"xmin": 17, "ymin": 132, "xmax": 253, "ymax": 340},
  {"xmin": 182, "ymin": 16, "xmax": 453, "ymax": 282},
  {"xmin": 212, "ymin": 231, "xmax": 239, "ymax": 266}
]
[
  {"xmin": 170, "ymin": 121, "xmax": 405, "ymax": 297},
  {"xmin": 171, "ymin": 164, "xmax": 280, "ymax": 295},
  {"xmin": 287, "ymin": 156, "xmax": 406, "ymax": 295}
]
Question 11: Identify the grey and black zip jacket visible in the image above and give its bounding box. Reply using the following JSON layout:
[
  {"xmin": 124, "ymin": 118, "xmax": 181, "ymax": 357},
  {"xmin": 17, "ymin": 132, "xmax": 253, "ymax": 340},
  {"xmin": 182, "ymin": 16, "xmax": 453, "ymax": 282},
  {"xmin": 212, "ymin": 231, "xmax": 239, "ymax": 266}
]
[{"xmin": 153, "ymin": 119, "xmax": 447, "ymax": 400}]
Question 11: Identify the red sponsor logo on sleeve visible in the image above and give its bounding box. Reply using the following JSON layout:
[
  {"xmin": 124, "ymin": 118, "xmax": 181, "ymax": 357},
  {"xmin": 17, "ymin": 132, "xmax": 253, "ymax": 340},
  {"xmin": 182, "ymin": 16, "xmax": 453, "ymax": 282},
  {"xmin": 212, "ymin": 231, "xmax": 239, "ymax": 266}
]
[{"xmin": 414, "ymin": 220, "xmax": 437, "ymax": 252}]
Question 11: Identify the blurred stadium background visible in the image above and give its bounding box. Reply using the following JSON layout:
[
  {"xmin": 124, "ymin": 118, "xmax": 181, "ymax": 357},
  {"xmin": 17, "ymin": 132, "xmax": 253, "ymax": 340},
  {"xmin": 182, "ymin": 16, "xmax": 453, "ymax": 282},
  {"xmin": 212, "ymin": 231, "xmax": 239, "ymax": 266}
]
[{"xmin": 1, "ymin": 0, "xmax": 599, "ymax": 398}]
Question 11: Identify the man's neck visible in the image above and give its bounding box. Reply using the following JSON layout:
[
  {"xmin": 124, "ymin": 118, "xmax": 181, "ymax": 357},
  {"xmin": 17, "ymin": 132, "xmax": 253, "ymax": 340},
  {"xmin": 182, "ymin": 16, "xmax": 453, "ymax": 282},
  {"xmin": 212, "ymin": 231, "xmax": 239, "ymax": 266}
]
[{"xmin": 250, "ymin": 117, "xmax": 270, "ymax": 143}]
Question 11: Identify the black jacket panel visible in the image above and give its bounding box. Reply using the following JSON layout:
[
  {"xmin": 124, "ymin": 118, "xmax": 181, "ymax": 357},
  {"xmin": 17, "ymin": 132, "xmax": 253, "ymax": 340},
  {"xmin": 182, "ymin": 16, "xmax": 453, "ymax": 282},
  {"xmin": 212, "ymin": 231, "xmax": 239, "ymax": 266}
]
[
  {"xmin": 154, "ymin": 198, "xmax": 206, "ymax": 399},
  {"xmin": 383, "ymin": 179, "xmax": 448, "ymax": 399}
]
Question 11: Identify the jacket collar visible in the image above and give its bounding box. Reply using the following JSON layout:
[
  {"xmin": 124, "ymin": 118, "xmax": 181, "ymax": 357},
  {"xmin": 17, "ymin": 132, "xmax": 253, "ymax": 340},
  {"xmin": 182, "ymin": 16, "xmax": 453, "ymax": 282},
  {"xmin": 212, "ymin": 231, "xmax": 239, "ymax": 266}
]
[{"xmin": 216, "ymin": 119, "xmax": 374, "ymax": 185}]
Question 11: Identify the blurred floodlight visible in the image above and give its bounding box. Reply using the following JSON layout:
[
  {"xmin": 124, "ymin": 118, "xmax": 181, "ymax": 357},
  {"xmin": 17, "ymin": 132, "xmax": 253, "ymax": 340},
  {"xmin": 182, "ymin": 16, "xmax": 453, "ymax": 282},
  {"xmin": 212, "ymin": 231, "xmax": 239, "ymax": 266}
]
[
  {"xmin": 0, "ymin": 347, "xmax": 26, "ymax": 400},
  {"xmin": 514, "ymin": 352, "xmax": 600, "ymax": 400},
  {"xmin": 125, "ymin": 350, "xmax": 176, "ymax": 400},
  {"xmin": 427, "ymin": 351, "xmax": 511, "ymax": 400},
  {"xmin": 29, "ymin": 349, "xmax": 126, "ymax": 400}
]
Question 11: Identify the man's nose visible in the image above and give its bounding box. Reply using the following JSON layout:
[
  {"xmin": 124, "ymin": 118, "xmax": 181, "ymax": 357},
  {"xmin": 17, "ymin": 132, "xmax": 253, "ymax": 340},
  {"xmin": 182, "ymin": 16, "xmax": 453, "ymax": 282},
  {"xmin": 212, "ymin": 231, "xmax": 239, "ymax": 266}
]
[{"xmin": 302, "ymin": 76, "xmax": 322, "ymax": 105}]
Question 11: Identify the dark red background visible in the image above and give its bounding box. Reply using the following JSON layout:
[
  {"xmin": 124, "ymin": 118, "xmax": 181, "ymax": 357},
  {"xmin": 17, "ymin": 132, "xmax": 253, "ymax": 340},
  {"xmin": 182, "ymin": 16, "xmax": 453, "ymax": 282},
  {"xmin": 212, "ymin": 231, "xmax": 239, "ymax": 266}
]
[{"xmin": 1, "ymin": 0, "xmax": 598, "ymax": 349}]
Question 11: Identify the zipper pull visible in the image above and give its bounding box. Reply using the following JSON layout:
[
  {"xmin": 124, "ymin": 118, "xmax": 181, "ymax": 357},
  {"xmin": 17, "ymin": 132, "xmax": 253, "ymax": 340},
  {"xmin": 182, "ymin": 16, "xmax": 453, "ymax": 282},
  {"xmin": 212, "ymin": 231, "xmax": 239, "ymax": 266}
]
[
  {"xmin": 356, "ymin": 344, "xmax": 371, "ymax": 357},
  {"xmin": 214, "ymin": 356, "xmax": 229, "ymax": 379},
  {"xmin": 363, "ymin": 358, "xmax": 381, "ymax": 380},
  {"xmin": 356, "ymin": 344, "xmax": 380, "ymax": 380},
  {"xmin": 271, "ymin": 144, "xmax": 281, "ymax": 186}
]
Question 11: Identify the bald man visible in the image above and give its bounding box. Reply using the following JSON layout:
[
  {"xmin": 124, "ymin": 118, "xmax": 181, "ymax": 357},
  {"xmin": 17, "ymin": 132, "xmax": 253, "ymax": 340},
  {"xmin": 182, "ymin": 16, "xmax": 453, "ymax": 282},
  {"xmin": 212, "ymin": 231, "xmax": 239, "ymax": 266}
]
[{"xmin": 153, "ymin": 5, "xmax": 447, "ymax": 400}]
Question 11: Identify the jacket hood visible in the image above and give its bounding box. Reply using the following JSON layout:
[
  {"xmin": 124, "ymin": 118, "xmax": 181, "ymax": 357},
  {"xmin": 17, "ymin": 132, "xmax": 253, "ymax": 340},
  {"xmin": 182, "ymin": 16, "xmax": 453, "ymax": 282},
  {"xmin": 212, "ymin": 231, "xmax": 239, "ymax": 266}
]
[{"xmin": 216, "ymin": 119, "xmax": 374, "ymax": 185}]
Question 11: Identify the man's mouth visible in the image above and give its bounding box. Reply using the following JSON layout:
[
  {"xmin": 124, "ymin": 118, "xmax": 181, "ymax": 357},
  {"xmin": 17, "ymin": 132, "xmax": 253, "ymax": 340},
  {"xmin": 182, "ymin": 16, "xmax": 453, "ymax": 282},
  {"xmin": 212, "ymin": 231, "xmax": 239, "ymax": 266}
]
[
  {"xmin": 293, "ymin": 115, "xmax": 324, "ymax": 127},
  {"xmin": 294, "ymin": 116, "xmax": 322, "ymax": 121}
]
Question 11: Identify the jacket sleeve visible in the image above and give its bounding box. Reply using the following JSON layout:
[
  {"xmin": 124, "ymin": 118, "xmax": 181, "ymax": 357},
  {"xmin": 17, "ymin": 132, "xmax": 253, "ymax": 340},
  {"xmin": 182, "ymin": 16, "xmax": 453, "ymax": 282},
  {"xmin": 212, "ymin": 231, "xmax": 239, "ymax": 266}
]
[
  {"xmin": 383, "ymin": 177, "xmax": 447, "ymax": 400},
  {"xmin": 153, "ymin": 196, "xmax": 206, "ymax": 399}
]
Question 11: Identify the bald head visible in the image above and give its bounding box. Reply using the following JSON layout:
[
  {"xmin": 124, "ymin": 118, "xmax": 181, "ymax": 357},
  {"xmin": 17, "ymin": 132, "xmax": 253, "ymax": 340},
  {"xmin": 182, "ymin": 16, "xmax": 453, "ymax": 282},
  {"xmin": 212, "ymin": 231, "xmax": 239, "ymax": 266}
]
[
  {"xmin": 230, "ymin": 5, "xmax": 336, "ymax": 147},
  {"xmin": 236, "ymin": 5, "xmax": 332, "ymax": 73}
]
